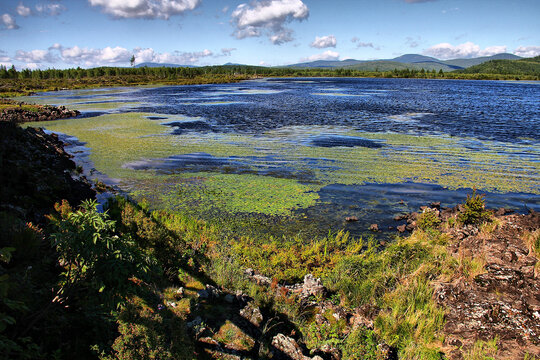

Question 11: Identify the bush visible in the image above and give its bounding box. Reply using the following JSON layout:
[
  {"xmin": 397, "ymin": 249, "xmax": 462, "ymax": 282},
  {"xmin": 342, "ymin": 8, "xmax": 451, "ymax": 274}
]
[
  {"xmin": 458, "ymin": 190, "xmax": 490, "ymax": 225},
  {"xmin": 50, "ymin": 199, "xmax": 153, "ymax": 309},
  {"xmin": 417, "ymin": 209, "xmax": 441, "ymax": 230}
]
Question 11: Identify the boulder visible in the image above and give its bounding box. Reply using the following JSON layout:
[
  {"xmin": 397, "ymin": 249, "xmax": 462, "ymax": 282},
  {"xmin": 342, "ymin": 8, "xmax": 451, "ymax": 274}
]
[
  {"xmin": 271, "ymin": 334, "xmax": 310, "ymax": 360},
  {"xmin": 240, "ymin": 302, "xmax": 263, "ymax": 327},
  {"xmin": 301, "ymin": 274, "xmax": 326, "ymax": 299}
]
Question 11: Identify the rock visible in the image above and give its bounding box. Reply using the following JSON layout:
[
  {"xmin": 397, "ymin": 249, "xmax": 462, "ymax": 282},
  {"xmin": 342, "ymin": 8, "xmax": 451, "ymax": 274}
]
[
  {"xmin": 430, "ymin": 201, "xmax": 441, "ymax": 209},
  {"xmin": 319, "ymin": 344, "xmax": 341, "ymax": 360},
  {"xmin": 345, "ymin": 216, "xmax": 358, "ymax": 222},
  {"xmin": 301, "ymin": 274, "xmax": 326, "ymax": 299},
  {"xmin": 197, "ymin": 289, "xmax": 209, "ymax": 299},
  {"xmin": 369, "ymin": 223, "xmax": 379, "ymax": 232},
  {"xmin": 397, "ymin": 224, "xmax": 406, "ymax": 233},
  {"xmin": 224, "ymin": 293, "xmax": 235, "ymax": 303},
  {"xmin": 240, "ymin": 302, "xmax": 263, "ymax": 327},
  {"xmin": 393, "ymin": 214, "xmax": 407, "ymax": 221},
  {"xmin": 205, "ymin": 284, "xmax": 222, "ymax": 298},
  {"xmin": 271, "ymin": 334, "xmax": 310, "ymax": 360},
  {"xmin": 186, "ymin": 316, "xmax": 203, "ymax": 329}
]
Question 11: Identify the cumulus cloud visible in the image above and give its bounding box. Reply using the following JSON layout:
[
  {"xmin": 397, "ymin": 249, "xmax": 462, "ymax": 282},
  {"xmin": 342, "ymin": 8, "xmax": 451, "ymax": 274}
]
[
  {"xmin": 310, "ymin": 35, "xmax": 336, "ymax": 49},
  {"xmin": 15, "ymin": 49, "xmax": 59, "ymax": 63},
  {"xmin": 1, "ymin": 14, "xmax": 19, "ymax": 30},
  {"xmin": 513, "ymin": 46, "xmax": 540, "ymax": 58},
  {"xmin": 300, "ymin": 50, "xmax": 339, "ymax": 62},
  {"xmin": 11, "ymin": 44, "xmax": 216, "ymax": 68},
  {"xmin": 231, "ymin": 0, "xmax": 309, "ymax": 44},
  {"xmin": 35, "ymin": 3, "xmax": 66, "ymax": 16},
  {"xmin": 88, "ymin": 0, "xmax": 201, "ymax": 19},
  {"xmin": 424, "ymin": 42, "xmax": 507, "ymax": 59},
  {"xmin": 16, "ymin": 3, "xmax": 32, "ymax": 17}
]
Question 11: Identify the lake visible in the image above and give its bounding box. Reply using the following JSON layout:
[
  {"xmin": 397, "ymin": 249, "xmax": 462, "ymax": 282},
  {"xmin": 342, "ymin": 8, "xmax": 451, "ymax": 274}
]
[{"xmin": 24, "ymin": 77, "xmax": 540, "ymax": 238}]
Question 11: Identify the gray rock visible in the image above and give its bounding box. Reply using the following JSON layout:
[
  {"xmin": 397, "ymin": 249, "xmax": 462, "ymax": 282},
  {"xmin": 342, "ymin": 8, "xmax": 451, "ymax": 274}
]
[
  {"xmin": 301, "ymin": 274, "xmax": 326, "ymax": 299},
  {"xmin": 240, "ymin": 302, "xmax": 263, "ymax": 327},
  {"xmin": 271, "ymin": 334, "xmax": 310, "ymax": 360}
]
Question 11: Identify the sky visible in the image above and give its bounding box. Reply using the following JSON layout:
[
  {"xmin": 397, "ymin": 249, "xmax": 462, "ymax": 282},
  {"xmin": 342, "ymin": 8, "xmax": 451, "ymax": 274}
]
[{"xmin": 0, "ymin": 0, "xmax": 539, "ymax": 69}]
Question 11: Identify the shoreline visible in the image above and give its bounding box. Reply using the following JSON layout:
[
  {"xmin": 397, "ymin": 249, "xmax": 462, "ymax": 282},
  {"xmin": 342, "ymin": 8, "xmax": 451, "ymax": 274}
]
[{"xmin": 1, "ymin": 118, "xmax": 539, "ymax": 359}]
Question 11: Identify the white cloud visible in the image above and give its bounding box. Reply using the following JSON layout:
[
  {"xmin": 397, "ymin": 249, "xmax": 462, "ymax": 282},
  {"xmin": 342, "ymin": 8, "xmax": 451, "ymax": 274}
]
[
  {"xmin": 513, "ymin": 46, "xmax": 540, "ymax": 58},
  {"xmin": 269, "ymin": 28, "xmax": 294, "ymax": 45},
  {"xmin": 424, "ymin": 42, "xmax": 507, "ymax": 59},
  {"xmin": 310, "ymin": 35, "xmax": 336, "ymax": 49},
  {"xmin": 1, "ymin": 14, "xmax": 19, "ymax": 30},
  {"xmin": 231, "ymin": 0, "xmax": 309, "ymax": 44},
  {"xmin": 300, "ymin": 50, "xmax": 339, "ymax": 62},
  {"xmin": 17, "ymin": 3, "xmax": 32, "ymax": 17},
  {"xmin": 133, "ymin": 47, "xmax": 214, "ymax": 65},
  {"xmin": 35, "ymin": 3, "xmax": 66, "ymax": 16},
  {"xmin": 25, "ymin": 62, "xmax": 39, "ymax": 70},
  {"xmin": 220, "ymin": 48, "xmax": 236, "ymax": 56},
  {"xmin": 60, "ymin": 46, "xmax": 132, "ymax": 65},
  {"xmin": 88, "ymin": 0, "xmax": 201, "ymax": 19},
  {"xmin": 15, "ymin": 49, "xmax": 58, "ymax": 63}
]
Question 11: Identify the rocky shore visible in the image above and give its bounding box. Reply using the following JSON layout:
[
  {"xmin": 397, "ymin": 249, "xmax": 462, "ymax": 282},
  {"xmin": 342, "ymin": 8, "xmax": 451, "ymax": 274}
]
[
  {"xmin": 1, "ymin": 117, "xmax": 538, "ymax": 359},
  {"xmin": 0, "ymin": 98, "xmax": 79, "ymax": 123}
]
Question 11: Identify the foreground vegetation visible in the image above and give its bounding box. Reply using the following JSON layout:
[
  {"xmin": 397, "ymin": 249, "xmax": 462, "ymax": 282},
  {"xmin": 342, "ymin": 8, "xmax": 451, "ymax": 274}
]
[
  {"xmin": 1, "ymin": 59, "xmax": 538, "ymax": 97},
  {"xmin": 3, "ymin": 119, "xmax": 538, "ymax": 359}
]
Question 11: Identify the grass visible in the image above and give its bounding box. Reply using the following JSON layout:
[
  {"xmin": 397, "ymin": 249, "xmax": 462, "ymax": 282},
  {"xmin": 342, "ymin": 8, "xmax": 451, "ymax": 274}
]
[{"xmin": 462, "ymin": 338, "xmax": 498, "ymax": 360}]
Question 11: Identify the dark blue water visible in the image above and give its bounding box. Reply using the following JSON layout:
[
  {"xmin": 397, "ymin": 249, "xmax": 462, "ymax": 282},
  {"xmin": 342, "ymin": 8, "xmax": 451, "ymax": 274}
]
[
  {"xmin": 126, "ymin": 78, "xmax": 540, "ymax": 143},
  {"xmin": 36, "ymin": 78, "xmax": 540, "ymax": 237}
]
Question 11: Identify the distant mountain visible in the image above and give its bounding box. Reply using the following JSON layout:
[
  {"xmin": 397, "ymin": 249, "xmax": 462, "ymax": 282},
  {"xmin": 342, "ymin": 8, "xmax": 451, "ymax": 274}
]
[
  {"xmin": 135, "ymin": 62, "xmax": 197, "ymax": 68},
  {"xmin": 457, "ymin": 55, "xmax": 540, "ymax": 75},
  {"xmin": 285, "ymin": 59, "xmax": 366, "ymax": 68},
  {"xmin": 284, "ymin": 53, "xmax": 525, "ymax": 72},
  {"xmin": 390, "ymin": 54, "xmax": 439, "ymax": 63},
  {"xmin": 444, "ymin": 53, "xmax": 522, "ymax": 68}
]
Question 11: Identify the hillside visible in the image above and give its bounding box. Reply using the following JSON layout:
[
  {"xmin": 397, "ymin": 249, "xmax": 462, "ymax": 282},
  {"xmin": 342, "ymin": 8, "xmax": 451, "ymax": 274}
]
[
  {"xmin": 444, "ymin": 53, "xmax": 522, "ymax": 68},
  {"xmin": 285, "ymin": 53, "xmax": 526, "ymax": 72},
  {"xmin": 457, "ymin": 55, "xmax": 540, "ymax": 75}
]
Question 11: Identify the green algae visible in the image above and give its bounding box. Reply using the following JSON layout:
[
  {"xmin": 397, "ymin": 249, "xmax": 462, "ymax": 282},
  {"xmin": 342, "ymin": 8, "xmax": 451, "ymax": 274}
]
[
  {"xmin": 23, "ymin": 101, "xmax": 540, "ymax": 220},
  {"xmin": 69, "ymin": 101, "xmax": 141, "ymax": 111}
]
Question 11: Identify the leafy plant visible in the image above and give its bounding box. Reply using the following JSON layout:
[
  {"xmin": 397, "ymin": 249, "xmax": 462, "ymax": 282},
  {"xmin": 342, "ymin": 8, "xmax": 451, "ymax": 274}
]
[
  {"xmin": 417, "ymin": 209, "xmax": 441, "ymax": 230},
  {"xmin": 50, "ymin": 199, "xmax": 153, "ymax": 309},
  {"xmin": 458, "ymin": 190, "xmax": 490, "ymax": 225}
]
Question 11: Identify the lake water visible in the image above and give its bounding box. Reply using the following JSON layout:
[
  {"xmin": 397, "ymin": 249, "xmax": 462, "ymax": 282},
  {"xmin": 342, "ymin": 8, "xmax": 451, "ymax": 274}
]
[{"xmin": 25, "ymin": 78, "xmax": 540, "ymax": 238}]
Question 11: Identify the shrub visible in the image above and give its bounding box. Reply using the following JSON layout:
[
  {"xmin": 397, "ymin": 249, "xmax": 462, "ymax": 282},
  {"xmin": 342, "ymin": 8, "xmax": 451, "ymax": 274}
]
[
  {"xmin": 417, "ymin": 209, "xmax": 441, "ymax": 230},
  {"xmin": 458, "ymin": 190, "xmax": 490, "ymax": 225},
  {"xmin": 50, "ymin": 199, "xmax": 153, "ymax": 309}
]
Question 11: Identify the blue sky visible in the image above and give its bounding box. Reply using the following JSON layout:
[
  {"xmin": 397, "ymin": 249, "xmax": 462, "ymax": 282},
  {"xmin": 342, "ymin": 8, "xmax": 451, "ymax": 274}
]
[{"xmin": 1, "ymin": 0, "xmax": 539, "ymax": 69}]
